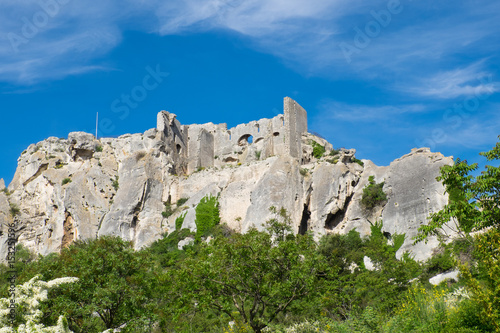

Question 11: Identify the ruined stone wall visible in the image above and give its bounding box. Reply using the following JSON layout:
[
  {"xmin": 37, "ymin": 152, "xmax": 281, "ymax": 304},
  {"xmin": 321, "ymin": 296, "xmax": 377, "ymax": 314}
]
[
  {"xmin": 160, "ymin": 97, "xmax": 308, "ymax": 174},
  {"xmin": 284, "ymin": 97, "xmax": 308, "ymax": 159},
  {"xmin": 156, "ymin": 111, "xmax": 188, "ymax": 174}
]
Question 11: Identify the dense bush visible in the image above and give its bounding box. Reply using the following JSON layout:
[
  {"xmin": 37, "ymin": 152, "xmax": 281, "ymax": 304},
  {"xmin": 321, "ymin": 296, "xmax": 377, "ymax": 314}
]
[
  {"xmin": 175, "ymin": 212, "xmax": 186, "ymax": 230},
  {"xmin": 361, "ymin": 176, "xmax": 387, "ymax": 209},
  {"xmin": 311, "ymin": 140, "xmax": 326, "ymax": 159},
  {"xmin": 194, "ymin": 194, "xmax": 220, "ymax": 241}
]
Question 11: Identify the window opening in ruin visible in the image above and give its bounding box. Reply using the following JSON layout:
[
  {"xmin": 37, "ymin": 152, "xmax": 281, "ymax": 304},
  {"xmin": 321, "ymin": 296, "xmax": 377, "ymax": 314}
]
[
  {"xmin": 256, "ymin": 124, "xmax": 260, "ymax": 133},
  {"xmin": 238, "ymin": 134, "xmax": 253, "ymax": 146},
  {"xmin": 176, "ymin": 144, "xmax": 182, "ymax": 154},
  {"xmin": 273, "ymin": 132, "xmax": 280, "ymax": 137},
  {"xmin": 228, "ymin": 131, "xmax": 232, "ymax": 140}
]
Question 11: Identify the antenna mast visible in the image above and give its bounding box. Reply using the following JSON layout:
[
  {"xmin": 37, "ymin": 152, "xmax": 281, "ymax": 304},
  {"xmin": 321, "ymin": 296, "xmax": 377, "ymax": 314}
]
[{"xmin": 96, "ymin": 112, "xmax": 98, "ymax": 139}]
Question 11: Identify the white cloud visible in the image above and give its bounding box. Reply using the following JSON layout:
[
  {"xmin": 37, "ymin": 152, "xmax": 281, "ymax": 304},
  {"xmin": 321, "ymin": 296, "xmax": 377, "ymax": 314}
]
[
  {"xmin": 0, "ymin": 0, "xmax": 499, "ymax": 88},
  {"xmin": 315, "ymin": 100, "xmax": 427, "ymax": 122},
  {"xmin": 403, "ymin": 62, "xmax": 499, "ymax": 99}
]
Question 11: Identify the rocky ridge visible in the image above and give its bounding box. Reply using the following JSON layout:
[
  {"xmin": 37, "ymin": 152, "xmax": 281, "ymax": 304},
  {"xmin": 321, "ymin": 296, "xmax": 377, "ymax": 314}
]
[{"xmin": 0, "ymin": 98, "xmax": 453, "ymax": 261}]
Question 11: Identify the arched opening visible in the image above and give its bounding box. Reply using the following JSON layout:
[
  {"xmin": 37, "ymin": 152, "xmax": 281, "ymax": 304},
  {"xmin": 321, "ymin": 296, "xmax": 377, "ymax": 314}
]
[
  {"xmin": 238, "ymin": 134, "xmax": 253, "ymax": 146},
  {"xmin": 256, "ymin": 124, "xmax": 260, "ymax": 133},
  {"xmin": 176, "ymin": 144, "xmax": 182, "ymax": 154},
  {"xmin": 273, "ymin": 132, "xmax": 280, "ymax": 137},
  {"xmin": 228, "ymin": 131, "xmax": 232, "ymax": 140}
]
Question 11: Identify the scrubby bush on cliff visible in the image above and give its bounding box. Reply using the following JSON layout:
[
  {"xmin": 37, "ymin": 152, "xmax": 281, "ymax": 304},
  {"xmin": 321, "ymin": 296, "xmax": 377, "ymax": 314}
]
[
  {"xmin": 311, "ymin": 140, "xmax": 326, "ymax": 159},
  {"xmin": 194, "ymin": 194, "xmax": 220, "ymax": 241},
  {"xmin": 361, "ymin": 176, "xmax": 387, "ymax": 209}
]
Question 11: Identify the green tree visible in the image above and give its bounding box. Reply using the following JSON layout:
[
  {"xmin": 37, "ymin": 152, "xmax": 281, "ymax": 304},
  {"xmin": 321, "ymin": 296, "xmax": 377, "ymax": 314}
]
[
  {"xmin": 415, "ymin": 136, "xmax": 500, "ymax": 331},
  {"xmin": 36, "ymin": 237, "xmax": 157, "ymax": 333},
  {"xmin": 177, "ymin": 208, "xmax": 326, "ymax": 333},
  {"xmin": 194, "ymin": 194, "xmax": 220, "ymax": 241},
  {"xmin": 416, "ymin": 136, "xmax": 500, "ymax": 242}
]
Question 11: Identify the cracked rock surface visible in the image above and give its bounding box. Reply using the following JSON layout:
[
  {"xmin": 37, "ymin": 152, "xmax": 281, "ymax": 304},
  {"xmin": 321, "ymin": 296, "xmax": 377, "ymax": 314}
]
[{"xmin": 0, "ymin": 132, "xmax": 453, "ymax": 261}]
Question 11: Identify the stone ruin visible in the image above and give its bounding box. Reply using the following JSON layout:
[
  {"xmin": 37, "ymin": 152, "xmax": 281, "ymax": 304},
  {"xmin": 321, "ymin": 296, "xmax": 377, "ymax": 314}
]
[{"xmin": 156, "ymin": 97, "xmax": 308, "ymax": 174}]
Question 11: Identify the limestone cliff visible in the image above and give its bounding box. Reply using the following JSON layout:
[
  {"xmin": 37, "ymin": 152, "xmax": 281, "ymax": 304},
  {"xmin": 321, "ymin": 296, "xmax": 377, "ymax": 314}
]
[{"xmin": 0, "ymin": 98, "xmax": 453, "ymax": 261}]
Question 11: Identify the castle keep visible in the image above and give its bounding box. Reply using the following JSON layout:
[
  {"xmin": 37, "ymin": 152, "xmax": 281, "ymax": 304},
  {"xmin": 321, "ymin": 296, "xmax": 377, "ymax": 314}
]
[{"xmin": 156, "ymin": 97, "xmax": 308, "ymax": 174}]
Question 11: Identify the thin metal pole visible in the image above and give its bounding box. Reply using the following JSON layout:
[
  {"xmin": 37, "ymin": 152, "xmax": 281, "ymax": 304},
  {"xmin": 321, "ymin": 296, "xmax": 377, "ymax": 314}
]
[{"xmin": 96, "ymin": 112, "xmax": 98, "ymax": 139}]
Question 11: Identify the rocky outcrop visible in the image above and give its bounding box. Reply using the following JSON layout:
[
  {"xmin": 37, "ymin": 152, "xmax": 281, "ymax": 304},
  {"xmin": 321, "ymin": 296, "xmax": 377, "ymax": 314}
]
[{"xmin": 0, "ymin": 99, "xmax": 453, "ymax": 262}]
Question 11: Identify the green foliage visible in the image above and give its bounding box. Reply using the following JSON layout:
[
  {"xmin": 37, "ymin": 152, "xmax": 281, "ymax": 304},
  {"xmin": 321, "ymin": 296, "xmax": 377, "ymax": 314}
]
[
  {"xmin": 9, "ymin": 202, "xmax": 20, "ymax": 216},
  {"xmin": 178, "ymin": 209, "xmax": 326, "ymax": 332},
  {"xmin": 36, "ymin": 237, "xmax": 157, "ymax": 332},
  {"xmin": 311, "ymin": 140, "xmax": 326, "ymax": 159},
  {"xmin": 300, "ymin": 168, "xmax": 309, "ymax": 176},
  {"xmin": 0, "ymin": 275, "xmax": 77, "ymax": 332},
  {"xmin": 175, "ymin": 212, "xmax": 186, "ymax": 230},
  {"xmin": 176, "ymin": 197, "xmax": 189, "ymax": 206},
  {"xmin": 361, "ymin": 177, "xmax": 387, "ymax": 209},
  {"xmin": 352, "ymin": 157, "xmax": 364, "ymax": 166},
  {"xmin": 111, "ymin": 176, "xmax": 119, "ymax": 191},
  {"xmin": 162, "ymin": 202, "xmax": 174, "ymax": 218},
  {"xmin": 2, "ymin": 187, "xmax": 10, "ymax": 195},
  {"xmin": 194, "ymin": 194, "xmax": 220, "ymax": 241},
  {"xmin": 460, "ymin": 228, "xmax": 500, "ymax": 331},
  {"xmin": 330, "ymin": 149, "xmax": 340, "ymax": 156},
  {"xmin": 61, "ymin": 178, "xmax": 72, "ymax": 185},
  {"xmin": 147, "ymin": 228, "xmax": 195, "ymax": 268},
  {"xmin": 54, "ymin": 163, "xmax": 64, "ymax": 169},
  {"xmin": 255, "ymin": 150, "xmax": 262, "ymax": 160},
  {"xmin": 326, "ymin": 158, "xmax": 338, "ymax": 164},
  {"xmin": 95, "ymin": 145, "xmax": 103, "ymax": 152},
  {"xmin": 416, "ymin": 136, "xmax": 500, "ymax": 242}
]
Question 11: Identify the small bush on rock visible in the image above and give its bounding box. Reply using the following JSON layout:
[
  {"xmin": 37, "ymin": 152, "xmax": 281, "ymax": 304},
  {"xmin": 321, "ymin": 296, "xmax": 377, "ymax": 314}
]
[{"xmin": 361, "ymin": 176, "xmax": 387, "ymax": 209}]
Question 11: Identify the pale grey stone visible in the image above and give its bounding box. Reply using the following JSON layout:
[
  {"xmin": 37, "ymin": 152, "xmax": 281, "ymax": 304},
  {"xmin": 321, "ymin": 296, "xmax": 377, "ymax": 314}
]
[
  {"xmin": 429, "ymin": 270, "xmax": 460, "ymax": 285},
  {"xmin": 178, "ymin": 237, "xmax": 194, "ymax": 250},
  {"xmin": 0, "ymin": 97, "xmax": 454, "ymax": 264}
]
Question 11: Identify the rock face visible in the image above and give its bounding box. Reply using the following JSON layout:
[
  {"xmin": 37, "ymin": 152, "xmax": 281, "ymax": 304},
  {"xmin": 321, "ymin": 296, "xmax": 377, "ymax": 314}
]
[{"xmin": 0, "ymin": 97, "xmax": 453, "ymax": 261}]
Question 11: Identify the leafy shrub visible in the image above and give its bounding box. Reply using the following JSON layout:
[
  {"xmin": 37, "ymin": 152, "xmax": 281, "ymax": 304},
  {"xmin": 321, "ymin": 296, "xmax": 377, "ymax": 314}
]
[
  {"xmin": 194, "ymin": 194, "xmax": 220, "ymax": 241},
  {"xmin": 361, "ymin": 176, "xmax": 387, "ymax": 209},
  {"xmin": 162, "ymin": 202, "xmax": 174, "ymax": 218},
  {"xmin": 175, "ymin": 212, "xmax": 187, "ymax": 230},
  {"xmin": 352, "ymin": 157, "xmax": 364, "ymax": 166},
  {"xmin": 62, "ymin": 178, "xmax": 72, "ymax": 185},
  {"xmin": 9, "ymin": 203, "xmax": 20, "ymax": 217},
  {"xmin": 255, "ymin": 150, "xmax": 262, "ymax": 160},
  {"xmin": 326, "ymin": 158, "xmax": 338, "ymax": 164},
  {"xmin": 54, "ymin": 163, "xmax": 64, "ymax": 169},
  {"xmin": 112, "ymin": 176, "xmax": 119, "ymax": 191},
  {"xmin": 176, "ymin": 197, "xmax": 189, "ymax": 206},
  {"xmin": 330, "ymin": 149, "xmax": 340, "ymax": 156},
  {"xmin": 300, "ymin": 168, "xmax": 309, "ymax": 176},
  {"xmin": 311, "ymin": 140, "xmax": 326, "ymax": 159},
  {"xmin": 95, "ymin": 145, "xmax": 103, "ymax": 152}
]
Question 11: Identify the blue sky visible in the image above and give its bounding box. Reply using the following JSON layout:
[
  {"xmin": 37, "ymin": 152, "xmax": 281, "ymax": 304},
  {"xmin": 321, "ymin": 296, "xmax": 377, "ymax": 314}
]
[{"xmin": 1, "ymin": 0, "xmax": 499, "ymax": 185}]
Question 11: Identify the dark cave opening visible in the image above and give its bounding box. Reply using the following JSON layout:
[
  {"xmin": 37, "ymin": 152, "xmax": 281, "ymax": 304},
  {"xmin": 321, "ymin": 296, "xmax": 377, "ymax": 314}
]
[
  {"xmin": 299, "ymin": 204, "xmax": 311, "ymax": 235},
  {"xmin": 324, "ymin": 194, "xmax": 354, "ymax": 230}
]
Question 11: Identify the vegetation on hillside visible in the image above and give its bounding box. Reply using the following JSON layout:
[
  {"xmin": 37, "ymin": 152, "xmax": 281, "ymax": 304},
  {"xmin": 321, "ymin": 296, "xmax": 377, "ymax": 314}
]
[
  {"xmin": 0, "ymin": 137, "xmax": 498, "ymax": 332},
  {"xmin": 361, "ymin": 176, "xmax": 387, "ymax": 209}
]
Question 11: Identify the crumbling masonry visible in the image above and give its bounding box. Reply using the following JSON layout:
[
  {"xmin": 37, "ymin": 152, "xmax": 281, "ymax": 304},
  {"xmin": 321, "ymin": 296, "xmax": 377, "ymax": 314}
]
[{"xmin": 156, "ymin": 97, "xmax": 308, "ymax": 174}]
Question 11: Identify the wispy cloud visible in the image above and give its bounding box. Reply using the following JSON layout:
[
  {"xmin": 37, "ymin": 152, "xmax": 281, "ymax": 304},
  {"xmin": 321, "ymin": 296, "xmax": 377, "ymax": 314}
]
[
  {"xmin": 316, "ymin": 101, "xmax": 427, "ymax": 122},
  {"xmin": 0, "ymin": 0, "xmax": 499, "ymax": 90},
  {"xmin": 402, "ymin": 62, "xmax": 499, "ymax": 99}
]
